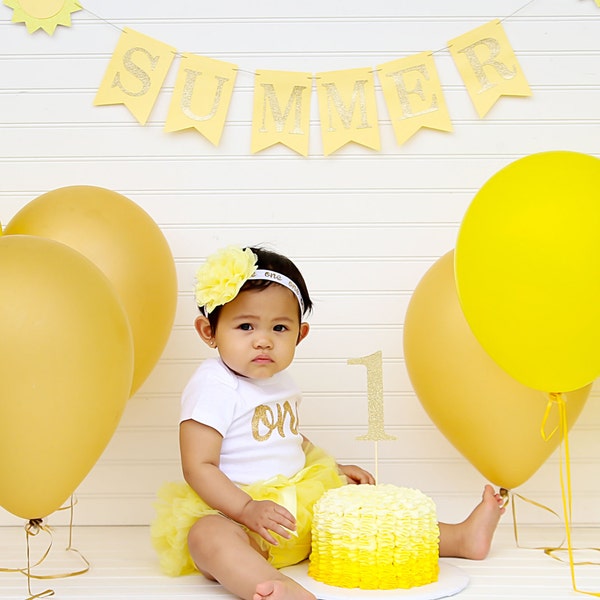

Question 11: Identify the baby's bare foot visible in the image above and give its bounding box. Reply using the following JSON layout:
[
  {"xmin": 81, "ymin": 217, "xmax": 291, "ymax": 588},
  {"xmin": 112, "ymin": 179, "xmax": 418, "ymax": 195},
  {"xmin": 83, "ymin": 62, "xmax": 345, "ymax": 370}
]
[
  {"xmin": 460, "ymin": 484, "xmax": 505, "ymax": 559},
  {"xmin": 253, "ymin": 577, "xmax": 315, "ymax": 600}
]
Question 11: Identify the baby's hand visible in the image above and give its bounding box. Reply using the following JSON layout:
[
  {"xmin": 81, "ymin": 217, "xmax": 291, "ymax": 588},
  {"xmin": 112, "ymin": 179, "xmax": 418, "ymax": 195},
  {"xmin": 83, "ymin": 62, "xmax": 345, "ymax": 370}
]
[
  {"xmin": 339, "ymin": 463, "xmax": 376, "ymax": 485},
  {"xmin": 238, "ymin": 499, "xmax": 296, "ymax": 545}
]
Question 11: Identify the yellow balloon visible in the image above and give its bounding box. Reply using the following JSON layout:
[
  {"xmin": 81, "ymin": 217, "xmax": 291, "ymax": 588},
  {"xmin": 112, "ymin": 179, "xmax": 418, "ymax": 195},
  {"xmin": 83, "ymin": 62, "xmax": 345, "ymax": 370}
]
[
  {"xmin": 404, "ymin": 251, "xmax": 590, "ymax": 490},
  {"xmin": 455, "ymin": 151, "xmax": 600, "ymax": 392},
  {"xmin": 4, "ymin": 186, "xmax": 177, "ymax": 395},
  {"xmin": 0, "ymin": 235, "xmax": 134, "ymax": 519}
]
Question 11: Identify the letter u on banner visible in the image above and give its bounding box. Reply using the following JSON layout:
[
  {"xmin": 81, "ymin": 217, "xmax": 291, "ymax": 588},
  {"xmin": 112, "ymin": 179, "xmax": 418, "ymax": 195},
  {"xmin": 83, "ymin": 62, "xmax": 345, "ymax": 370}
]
[
  {"xmin": 378, "ymin": 52, "xmax": 453, "ymax": 145},
  {"xmin": 94, "ymin": 27, "xmax": 176, "ymax": 125},
  {"xmin": 165, "ymin": 54, "xmax": 238, "ymax": 146},
  {"xmin": 448, "ymin": 19, "xmax": 531, "ymax": 118},
  {"xmin": 251, "ymin": 70, "xmax": 312, "ymax": 156},
  {"xmin": 316, "ymin": 67, "xmax": 381, "ymax": 156}
]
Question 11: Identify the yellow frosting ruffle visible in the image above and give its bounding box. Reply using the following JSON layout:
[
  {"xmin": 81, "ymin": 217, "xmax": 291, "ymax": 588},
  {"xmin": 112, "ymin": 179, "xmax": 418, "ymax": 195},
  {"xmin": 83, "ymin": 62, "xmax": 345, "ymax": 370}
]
[
  {"xmin": 151, "ymin": 444, "xmax": 346, "ymax": 576},
  {"xmin": 308, "ymin": 484, "xmax": 440, "ymax": 589}
]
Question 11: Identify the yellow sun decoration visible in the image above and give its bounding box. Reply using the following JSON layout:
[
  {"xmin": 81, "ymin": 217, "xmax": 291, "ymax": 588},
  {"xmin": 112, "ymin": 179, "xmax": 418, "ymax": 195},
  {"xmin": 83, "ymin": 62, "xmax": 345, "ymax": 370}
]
[{"xmin": 4, "ymin": 0, "xmax": 82, "ymax": 35}]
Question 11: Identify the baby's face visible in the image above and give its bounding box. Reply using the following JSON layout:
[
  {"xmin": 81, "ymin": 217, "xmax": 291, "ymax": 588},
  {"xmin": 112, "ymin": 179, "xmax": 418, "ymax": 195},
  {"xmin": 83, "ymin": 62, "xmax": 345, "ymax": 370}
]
[{"xmin": 213, "ymin": 284, "xmax": 307, "ymax": 379}]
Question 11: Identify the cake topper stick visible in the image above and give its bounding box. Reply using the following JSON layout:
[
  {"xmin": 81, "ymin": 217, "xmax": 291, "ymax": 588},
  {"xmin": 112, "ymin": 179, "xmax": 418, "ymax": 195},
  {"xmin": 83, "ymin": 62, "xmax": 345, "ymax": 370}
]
[{"xmin": 348, "ymin": 351, "xmax": 396, "ymax": 483}]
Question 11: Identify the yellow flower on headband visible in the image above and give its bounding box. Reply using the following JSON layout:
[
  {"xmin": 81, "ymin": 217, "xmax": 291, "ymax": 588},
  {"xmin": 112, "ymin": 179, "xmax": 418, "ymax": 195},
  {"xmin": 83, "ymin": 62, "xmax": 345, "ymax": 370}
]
[{"xmin": 195, "ymin": 246, "xmax": 257, "ymax": 314}]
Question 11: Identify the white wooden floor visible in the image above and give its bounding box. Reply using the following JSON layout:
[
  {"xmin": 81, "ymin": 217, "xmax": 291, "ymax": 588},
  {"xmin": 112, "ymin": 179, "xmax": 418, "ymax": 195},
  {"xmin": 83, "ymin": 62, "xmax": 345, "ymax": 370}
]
[{"xmin": 2, "ymin": 525, "xmax": 600, "ymax": 599}]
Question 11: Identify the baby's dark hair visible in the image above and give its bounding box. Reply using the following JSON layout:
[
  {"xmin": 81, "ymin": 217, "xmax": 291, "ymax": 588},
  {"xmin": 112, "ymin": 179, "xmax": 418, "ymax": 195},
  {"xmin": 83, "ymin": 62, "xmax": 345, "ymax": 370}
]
[{"xmin": 203, "ymin": 246, "xmax": 313, "ymax": 331}]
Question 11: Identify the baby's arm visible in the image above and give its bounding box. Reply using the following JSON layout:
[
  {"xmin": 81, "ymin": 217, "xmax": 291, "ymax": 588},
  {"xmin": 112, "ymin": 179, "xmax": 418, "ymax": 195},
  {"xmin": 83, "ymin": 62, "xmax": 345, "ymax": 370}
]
[
  {"xmin": 180, "ymin": 419, "xmax": 296, "ymax": 545},
  {"xmin": 338, "ymin": 463, "xmax": 375, "ymax": 485}
]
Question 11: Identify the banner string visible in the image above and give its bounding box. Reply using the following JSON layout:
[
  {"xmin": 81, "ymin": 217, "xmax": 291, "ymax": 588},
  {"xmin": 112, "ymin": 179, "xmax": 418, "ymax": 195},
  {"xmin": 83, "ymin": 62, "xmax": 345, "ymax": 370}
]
[
  {"xmin": 78, "ymin": 0, "xmax": 540, "ymax": 77},
  {"xmin": 430, "ymin": 0, "xmax": 537, "ymax": 55},
  {"xmin": 500, "ymin": 0, "xmax": 538, "ymax": 23}
]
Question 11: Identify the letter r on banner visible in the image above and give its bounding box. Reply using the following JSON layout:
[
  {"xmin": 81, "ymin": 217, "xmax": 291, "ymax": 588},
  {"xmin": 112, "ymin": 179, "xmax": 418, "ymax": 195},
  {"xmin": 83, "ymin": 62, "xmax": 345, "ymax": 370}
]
[{"xmin": 449, "ymin": 19, "xmax": 531, "ymax": 118}]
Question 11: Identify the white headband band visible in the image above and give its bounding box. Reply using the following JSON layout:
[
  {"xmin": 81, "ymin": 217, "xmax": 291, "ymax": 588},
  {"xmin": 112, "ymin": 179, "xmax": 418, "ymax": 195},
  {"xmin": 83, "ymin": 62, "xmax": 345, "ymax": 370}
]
[{"xmin": 248, "ymin": 269, "xmax": 305, "ymax": 315}]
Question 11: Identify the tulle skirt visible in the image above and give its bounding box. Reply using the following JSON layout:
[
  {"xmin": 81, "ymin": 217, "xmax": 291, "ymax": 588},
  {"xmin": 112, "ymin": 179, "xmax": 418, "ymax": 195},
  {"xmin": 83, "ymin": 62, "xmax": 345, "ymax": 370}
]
[{"xmin": 151, "ymin": 444, "xmax": 346, "ymax": 576}]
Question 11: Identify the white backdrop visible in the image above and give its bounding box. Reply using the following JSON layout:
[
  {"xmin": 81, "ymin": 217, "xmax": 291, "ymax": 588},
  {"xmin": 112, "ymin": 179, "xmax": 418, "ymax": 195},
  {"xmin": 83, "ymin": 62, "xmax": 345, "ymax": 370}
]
[{"xmin": 1, "ymin": 0, "xmax": 599, "ymax": 527}]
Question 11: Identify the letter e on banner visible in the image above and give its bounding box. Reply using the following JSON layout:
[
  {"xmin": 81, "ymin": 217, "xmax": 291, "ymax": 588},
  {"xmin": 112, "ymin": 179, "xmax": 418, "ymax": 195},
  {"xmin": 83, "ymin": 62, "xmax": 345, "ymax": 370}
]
[{"xmin": 378, "ymin": 52, "xmax": 453, "ymax": 145}]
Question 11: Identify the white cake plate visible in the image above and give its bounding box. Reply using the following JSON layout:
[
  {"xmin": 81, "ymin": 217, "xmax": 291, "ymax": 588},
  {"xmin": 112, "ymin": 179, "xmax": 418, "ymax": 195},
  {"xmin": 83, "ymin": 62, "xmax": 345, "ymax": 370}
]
[{"xmin": 280, "ymin": 560, "xmax": 469, "ymax": 600}]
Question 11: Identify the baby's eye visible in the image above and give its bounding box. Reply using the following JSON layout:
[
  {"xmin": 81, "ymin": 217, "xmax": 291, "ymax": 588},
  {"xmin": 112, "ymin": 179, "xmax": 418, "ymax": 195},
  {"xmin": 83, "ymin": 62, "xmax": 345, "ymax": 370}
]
[
  {"xmin": 273, "ymin": 324, "xmax": 288, "ymax": 332},
  {"xmin": 239, "ymin": 323, "xmax": 253, "ymax": 331}
]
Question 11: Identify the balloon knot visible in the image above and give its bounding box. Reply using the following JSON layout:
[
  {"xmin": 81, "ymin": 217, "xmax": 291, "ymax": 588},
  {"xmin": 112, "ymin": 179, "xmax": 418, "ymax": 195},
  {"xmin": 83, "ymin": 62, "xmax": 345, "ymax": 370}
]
[{"xmin": 25, "ymin": 518, "xmax": 45, "ymax": 535}]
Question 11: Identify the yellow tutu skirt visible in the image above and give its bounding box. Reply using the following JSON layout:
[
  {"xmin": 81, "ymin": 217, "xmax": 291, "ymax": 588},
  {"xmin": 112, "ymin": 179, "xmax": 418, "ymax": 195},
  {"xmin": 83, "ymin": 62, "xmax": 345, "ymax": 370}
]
[{"xmin": 151, "ymin": 444, "xmax": 346, "ymax": 576}]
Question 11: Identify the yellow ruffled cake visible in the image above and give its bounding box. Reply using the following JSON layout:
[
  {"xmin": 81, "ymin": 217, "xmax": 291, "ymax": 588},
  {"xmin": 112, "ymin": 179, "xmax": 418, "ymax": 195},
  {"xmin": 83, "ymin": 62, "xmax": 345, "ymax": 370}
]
[{"xmin": 308, "ymin": 484, "xmax": 440, "ymax": 590}]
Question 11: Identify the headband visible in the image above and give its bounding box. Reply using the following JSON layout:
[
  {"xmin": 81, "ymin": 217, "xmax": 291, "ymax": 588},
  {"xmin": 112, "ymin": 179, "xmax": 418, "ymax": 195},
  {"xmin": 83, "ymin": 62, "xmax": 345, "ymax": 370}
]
[
  {"xmin": 194, "ymin": 246, "xmax": 305, "ymax": 316},
  {"xmin": 248, "ymin": 269, "xmax": 305, "ymax": 315}
]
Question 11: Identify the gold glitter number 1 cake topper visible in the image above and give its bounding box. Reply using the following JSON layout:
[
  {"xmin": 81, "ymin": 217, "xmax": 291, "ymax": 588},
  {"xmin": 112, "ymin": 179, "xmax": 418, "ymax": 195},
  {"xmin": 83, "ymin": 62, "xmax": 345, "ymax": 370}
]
[{"xmin": 348, "ymin": 351, "xmax": 396, "ymax": 483}]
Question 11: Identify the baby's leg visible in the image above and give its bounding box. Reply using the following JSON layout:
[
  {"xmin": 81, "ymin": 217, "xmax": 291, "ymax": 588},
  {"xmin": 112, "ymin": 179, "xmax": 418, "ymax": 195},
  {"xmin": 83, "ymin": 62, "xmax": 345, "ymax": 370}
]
[
  {"xmin": 438, "ymin": 484, "xmax": 505, "ymax": 559},
  {"xmin": 188, "ymin": 514, "xmax": 314, "ymax": 600}
]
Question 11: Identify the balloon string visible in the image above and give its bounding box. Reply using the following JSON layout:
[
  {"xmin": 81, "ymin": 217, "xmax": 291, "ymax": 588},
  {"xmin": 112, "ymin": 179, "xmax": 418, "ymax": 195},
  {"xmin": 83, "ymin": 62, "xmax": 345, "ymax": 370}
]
[
  {"xmin": 519, "ymin": 393, "xmax": 600, "ymax": 597},
  {"xmin": 0, "ymin": 496, "xmax": 90, "ymax": 599},
  {"xmin": 500, "ymin": 487, "xmax": 564, "ymax": 550},
  {"xmin": 553, "ymin": 392, "xmax": 600, "ymax": 597},
  {"xmin": 540, "ymin": 393, "xmax": 560, "ymax": 441},
  {"xmin": 24, "ymin": 520, "xmax": 55, "ymax": 599},
  {"xmin": 501, "ymin": 487, "xmax": 600, "ymax": 563}
]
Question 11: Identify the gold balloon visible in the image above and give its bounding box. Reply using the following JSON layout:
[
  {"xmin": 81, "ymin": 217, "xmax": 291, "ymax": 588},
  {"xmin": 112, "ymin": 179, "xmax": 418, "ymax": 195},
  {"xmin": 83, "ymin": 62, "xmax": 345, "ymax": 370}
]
[
  {"xmin": 403, "ymin": 251, "xmax": 590, "ymax": 490},
  {"xmin": 4, "ymin": 186, "xmax": 177, "ymax": 395},
  {"xmin": 0, "ymin": 235, "xmax": 134, "ymax": 519}
]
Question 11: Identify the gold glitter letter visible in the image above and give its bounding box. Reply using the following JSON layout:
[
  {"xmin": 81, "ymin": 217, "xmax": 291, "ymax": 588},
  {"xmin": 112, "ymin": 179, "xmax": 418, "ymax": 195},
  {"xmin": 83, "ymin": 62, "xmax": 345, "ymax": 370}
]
[
  {"xmin": 316, "ymin": 67, "xmax": 381, "ymax": 155},
  {"xmin": 251, "ymin": 70, "xmax": 311, "ymax": 156},
  {"xmin": 448, "ymin": 20, "xmax": 531, "ymax": 117},
  {"xmin": 94, "ymin": 28, "xmax": 176, "ymax": 125},
  {"xmin": 165, "ymin": 54, "xmax": 238, "ymax": 146},
  {"xmin": 378, "ymin": 52, "xmax": 452, "ymax": 145}
]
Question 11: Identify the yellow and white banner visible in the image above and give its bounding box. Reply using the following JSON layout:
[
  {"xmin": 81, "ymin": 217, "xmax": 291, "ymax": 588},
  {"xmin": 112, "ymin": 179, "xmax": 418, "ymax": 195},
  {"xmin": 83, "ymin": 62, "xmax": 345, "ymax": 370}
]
[
  {"xmin": 316, "ymin": 67, "xmax": 381, "ymax": 155},
  {"xmin": 94, "ymin": 28, "xmax": 176, "ymax": 125},
  {"xmin": 449, "ymin": 20, "xmax": 531, "ymax": 118},
  {"xmin": 165, "ymin": 54, "xmax": 237, "ymax": 146},
  {"xmin": 251, "ymin": 70, "xmax": 312, "ymax": 156},
  {"xmin": 92, "ymin": 19, "xmax": 531, "ymax": 155},
  {"xmin": 378, "ymin": 52, "xmax": 453, "ymax": 145}
]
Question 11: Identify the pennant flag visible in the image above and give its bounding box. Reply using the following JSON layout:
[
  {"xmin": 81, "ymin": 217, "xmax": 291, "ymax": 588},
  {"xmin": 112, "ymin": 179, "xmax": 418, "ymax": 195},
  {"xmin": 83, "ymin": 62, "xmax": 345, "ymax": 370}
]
[
  {"xmin": 94, "ymin": 28, "xmax": 176, "ymax": 125},
  {"xmin": 378, "ymin": 52, "xmax": 452, "ymax": 145},
  {"xmin": 251, "ymin": 70, "xmax": 312, "ymax": 156},
  {"xmin": 3, "ymin": 0, "xmax": 82, "ymax": 35},
  {"xmin": 316, "ymin": 67, "xmax": 380, "ymax": 155},
  {"xmin": 165, "ymin": 54, "xmax": 237, "ymax": 146},
  {"xmin": 448, "ymin": 19, "xmax": 531, "ymax": 118}
]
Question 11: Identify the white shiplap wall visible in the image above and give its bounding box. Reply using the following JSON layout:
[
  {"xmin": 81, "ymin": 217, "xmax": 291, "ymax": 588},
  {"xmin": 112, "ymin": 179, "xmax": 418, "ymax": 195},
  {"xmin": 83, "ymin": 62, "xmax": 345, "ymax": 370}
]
[{"xmin": 1, "ymin": 0, "xmax": 600, "ymax": 528}]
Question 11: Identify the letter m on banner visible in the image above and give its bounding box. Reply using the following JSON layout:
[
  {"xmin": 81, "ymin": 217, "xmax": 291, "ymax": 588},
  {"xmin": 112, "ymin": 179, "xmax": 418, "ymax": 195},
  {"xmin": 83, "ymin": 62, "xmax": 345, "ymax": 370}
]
[{"xmin": 251, "ymin": 70, "xmax": 312, "ymax": 156}]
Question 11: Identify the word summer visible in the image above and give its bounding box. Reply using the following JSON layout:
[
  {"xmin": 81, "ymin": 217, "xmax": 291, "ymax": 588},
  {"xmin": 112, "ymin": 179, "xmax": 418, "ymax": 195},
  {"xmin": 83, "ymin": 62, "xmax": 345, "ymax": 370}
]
[{"xmin": 94, "ymin": 20, "xmax": 530, "ymax": 156}]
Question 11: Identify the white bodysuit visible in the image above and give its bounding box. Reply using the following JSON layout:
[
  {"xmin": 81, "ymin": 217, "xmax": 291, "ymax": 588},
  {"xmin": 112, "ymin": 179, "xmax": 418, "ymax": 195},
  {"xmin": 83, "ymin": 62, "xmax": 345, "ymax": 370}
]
[{"xmin": 180, "ymin": 357, "xmax": 306, "ymax": 485}]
